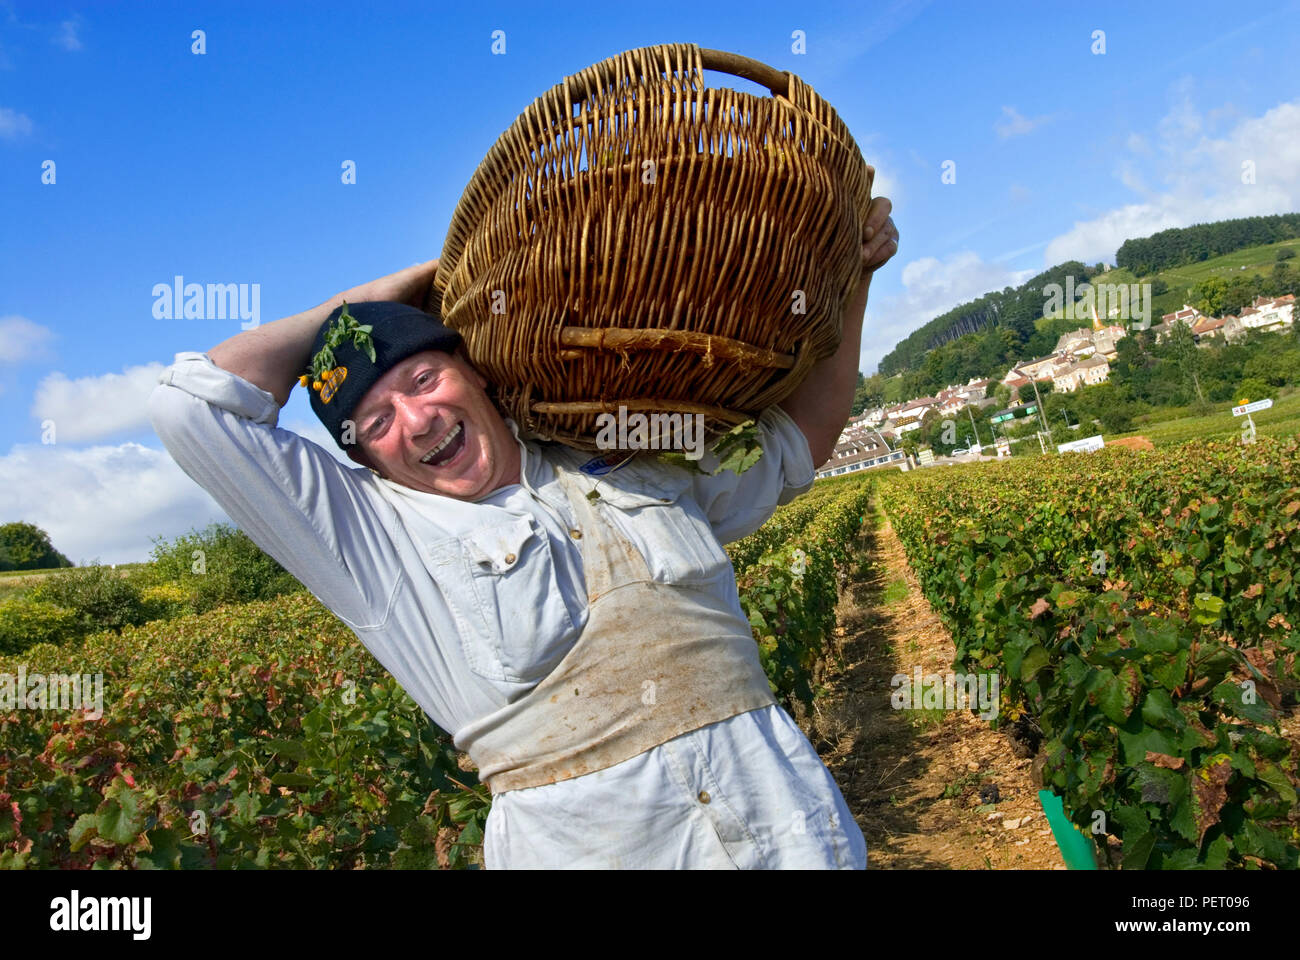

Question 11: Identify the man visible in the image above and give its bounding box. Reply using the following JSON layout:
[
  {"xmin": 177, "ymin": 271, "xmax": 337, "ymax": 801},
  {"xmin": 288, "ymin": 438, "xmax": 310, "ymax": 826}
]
[{"xmin": 148, "ymin": 199, "xmax": 898, "ymax": 868}]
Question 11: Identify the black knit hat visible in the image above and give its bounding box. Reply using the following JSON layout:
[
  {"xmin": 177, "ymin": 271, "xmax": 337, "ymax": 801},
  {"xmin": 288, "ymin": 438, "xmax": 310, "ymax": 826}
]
[{"xmin": 303, "ymin": 301, "xmax": 461, "ymax": 450}]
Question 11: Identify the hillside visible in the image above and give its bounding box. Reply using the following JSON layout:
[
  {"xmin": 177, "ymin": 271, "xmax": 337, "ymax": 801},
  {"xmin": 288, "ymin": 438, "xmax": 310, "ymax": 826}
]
[
  {"xmin": 863, "ymin": 239, "xmax": 1299, "ymax": 414},
  {"xmin": 880, "ymin": 214, "xmax": 1300, "ymax": 386}
]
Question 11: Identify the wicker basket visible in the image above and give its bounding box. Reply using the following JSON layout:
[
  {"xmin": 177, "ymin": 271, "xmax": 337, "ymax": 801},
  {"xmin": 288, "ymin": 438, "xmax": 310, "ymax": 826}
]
[{"xmin": 426, "ymin": 42, "xmax": 874, "ymax": 450}]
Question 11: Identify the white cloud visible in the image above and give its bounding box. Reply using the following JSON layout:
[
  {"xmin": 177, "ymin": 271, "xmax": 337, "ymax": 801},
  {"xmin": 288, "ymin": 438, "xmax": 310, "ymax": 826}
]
[
  {"xmin": 1044, "ymin": 93, "xmax": 1300, "ymax": 266},
  {"xmin": 1045, "ymin": 204, "xmax": 1186, "ymax": 268},
  {"xmin": 1117, "ymin": 164, "xmax": 1150, "ymax": 198},
  {"xmin": 995, "ymin": 105, "xmax": 1050, "ymax": 139},
  {"xmin": 53, "ymin": 15, "xmax": 83, "ymax": 51},
  {"xmin": 859, "ymin": 251, "xmax": 1036, "ymax": 373},
  {"xmin": 0, "ymin": 441, "xmax": 223, "ymax": 565},
  {"xmin": 31, "ymin": 362, "xmax": 167, "ymax": 443},
  {"xmin": 0, "ymin": 409, "xmax": 353, "ymax": 566},
  {"xmin": 0, "ymin": 315, "xmax": 54, "ymax": 365},
  {"xmin": 0, "ymin": 106, "xmax": 33, "ymax": 138}
]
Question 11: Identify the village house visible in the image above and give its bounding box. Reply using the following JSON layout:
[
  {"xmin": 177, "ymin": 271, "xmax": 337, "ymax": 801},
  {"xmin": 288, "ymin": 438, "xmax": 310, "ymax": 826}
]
[
  {"xmin": 815, "ymin": 424, "xmax": 906, "ymax": 478},
  {"xmin": 1151, "ymin": 304, "xmax": 1204, "ymax": 344},
  {"xmin": 1000, "ymin": 367, "xmax": 1030, "ymax": 390},
  {"xmin": 1163, "ymin": 304, "xmax": 1204, "ymax": 327},
  {"xmin": 1001, "ymin": 352, "xmax": 1073, "ymax": 390},
  {"xmin": 1052, "ymin": 354, "xmax": 1111, "ymax": 392},
  {"xmin": 890, "ymin": 395, "xmax": 942, "ymax": 434},
  {"xmin": 1155, "ymin": 296, "xmax": 1293, "ymax": 344},
  {"xmin": 1191, "ymin": 314, "xmax": 1226, "ymax": 342},
  {"xmin": 1054, "ymin": 326, "xmax": 1095, "ymax": 358},
  {"xmin": 1236, "ymin": 293, "xmax": 1295, "ymax": 334},
  {"xmin": 1091, "ymin": 325, "xmax": 1126, "ymax": 359}
]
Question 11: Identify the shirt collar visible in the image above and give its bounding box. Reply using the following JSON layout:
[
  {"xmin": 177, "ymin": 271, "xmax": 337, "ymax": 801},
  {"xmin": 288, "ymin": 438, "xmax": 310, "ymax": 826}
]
[{"xmin": 502, "ymin": 417, "xmax": 550, "ymax": 498}]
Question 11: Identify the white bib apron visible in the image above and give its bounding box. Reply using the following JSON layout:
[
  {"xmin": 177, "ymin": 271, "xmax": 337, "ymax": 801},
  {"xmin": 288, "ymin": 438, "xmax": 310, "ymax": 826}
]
[{"xmin": 453, "ymin": 460, "xmax": 777, "ymax": 796}]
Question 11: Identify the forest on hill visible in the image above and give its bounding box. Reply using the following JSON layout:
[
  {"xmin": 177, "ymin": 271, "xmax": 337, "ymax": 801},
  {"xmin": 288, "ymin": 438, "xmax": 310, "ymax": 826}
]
[{"xmin": 1117, "ymin": 213, "xmax": 1300, "ymax": 276}]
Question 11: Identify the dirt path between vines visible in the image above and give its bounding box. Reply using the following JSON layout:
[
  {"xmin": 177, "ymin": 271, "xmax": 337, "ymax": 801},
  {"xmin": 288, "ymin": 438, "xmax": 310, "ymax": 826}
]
[{"xmin": 792, "ymin": 499, "xmax": 1067, "ymax": 869}]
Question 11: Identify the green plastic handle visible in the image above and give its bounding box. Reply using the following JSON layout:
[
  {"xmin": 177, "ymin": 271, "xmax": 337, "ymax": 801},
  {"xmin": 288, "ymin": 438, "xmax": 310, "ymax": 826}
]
[{"xmin": 1038, "ymin": 789, "xmax": 1099, "ymax": 870}]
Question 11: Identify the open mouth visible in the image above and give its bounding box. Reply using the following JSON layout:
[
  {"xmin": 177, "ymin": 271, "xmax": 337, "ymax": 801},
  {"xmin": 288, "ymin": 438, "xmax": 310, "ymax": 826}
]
[{"xmin": 419, "ymin": 421, "xmax": 466, "ymax": 468}]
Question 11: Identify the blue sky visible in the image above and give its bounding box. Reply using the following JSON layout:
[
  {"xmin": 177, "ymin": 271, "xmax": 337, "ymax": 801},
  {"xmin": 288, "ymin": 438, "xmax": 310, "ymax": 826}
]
[{"xmin": 2, "ymin": 0, "xmax": 1299, "ymax": 562}]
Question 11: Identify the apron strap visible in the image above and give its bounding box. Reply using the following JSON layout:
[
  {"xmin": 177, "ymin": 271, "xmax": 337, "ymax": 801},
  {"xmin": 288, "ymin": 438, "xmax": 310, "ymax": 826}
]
[{"xmin": 558, "ymin": 462, "xmax": 654, "ymax": 602}]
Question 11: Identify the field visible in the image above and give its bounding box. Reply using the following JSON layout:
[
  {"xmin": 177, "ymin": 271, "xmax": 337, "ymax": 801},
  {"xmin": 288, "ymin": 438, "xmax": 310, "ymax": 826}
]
[
  {"xmin": 3, "ymin": 432, "xmax": 1298, "ymax": 870},
  {"xmin": 0, "ymin": 563, "xmax": 146, "ymax": 603},
  {"xmin": 988, "ymin": 388, "xmax": 1300, "ymax": 454},
  {"xmin": 879, "ymin": 433, "xmax": 1300, "ymax": 868},
  {"xmin": 1108, "ymin": 388, "xmax": 1300, "ymax": 448},
  {"xmin": 0, "ymin": 564, "xmax": 148, "ymax": 579},
  {"xmin": 0, "ymin": 477, "xmax": 873, "ymax": 869}
]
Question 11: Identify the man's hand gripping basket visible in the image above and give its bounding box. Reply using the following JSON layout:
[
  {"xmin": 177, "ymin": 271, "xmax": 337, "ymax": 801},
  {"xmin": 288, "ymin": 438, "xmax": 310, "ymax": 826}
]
[{"xmin": 426, "ymin": 42, "xmax": 875, "ymax": 451}]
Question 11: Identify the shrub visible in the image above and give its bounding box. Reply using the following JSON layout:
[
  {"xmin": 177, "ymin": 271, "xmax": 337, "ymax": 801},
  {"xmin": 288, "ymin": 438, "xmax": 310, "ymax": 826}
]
[
  {"xmin": 1243, "ymin": 348, "xmax": 1300, "ymax": 388},
  {"xmin": 28, "ymin": 564, "xmax": 148, "ymax": 638},
  {"xmin": 0, "ymin": 596, "xmax": 79, "ymax": 654},
  {"xmin": 1236, "ymin": 378, "xmax": 1272, "ymax": 404},
  {"xmin": 139, "ymin": 582, "xmax": 194, "ymax": 622},
  {"xmin": 147, "ymin": 522, "xmax": 301, "ymax": 614}
]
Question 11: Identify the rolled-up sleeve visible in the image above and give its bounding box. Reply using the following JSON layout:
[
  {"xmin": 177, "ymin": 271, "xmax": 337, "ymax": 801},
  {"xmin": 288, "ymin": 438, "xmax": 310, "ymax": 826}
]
[
  {"xmin": 147, "ymin": 352, "xmax": 402, "ymax": 630},
  {"xmin": 688, "ymin": 404, "xmax": 816, "ymax": 545}
]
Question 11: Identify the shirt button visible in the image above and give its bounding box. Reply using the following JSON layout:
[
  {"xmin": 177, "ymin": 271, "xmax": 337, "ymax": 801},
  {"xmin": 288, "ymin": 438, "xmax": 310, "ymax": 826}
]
[
  {"xmin": 504, "ymin": 553, "xmax": 516, "ymax": 565},
  {"xmin": 697, "ymin": 790, "xmax": 711, "ymax": 804},
  {"xmin": 569, "ymin": 528, "xmax": 582, "ymax": 539}
]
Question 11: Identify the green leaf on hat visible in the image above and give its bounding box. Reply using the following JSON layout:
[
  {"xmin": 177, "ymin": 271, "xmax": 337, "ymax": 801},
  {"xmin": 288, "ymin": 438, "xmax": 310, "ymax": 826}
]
[{"xmin": 309, "ymin": 300, "xmax": 377, "ymax": 379}]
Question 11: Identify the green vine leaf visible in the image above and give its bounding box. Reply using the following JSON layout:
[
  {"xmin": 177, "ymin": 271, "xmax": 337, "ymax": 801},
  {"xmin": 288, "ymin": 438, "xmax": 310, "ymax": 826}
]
[
  {"xmin": 658, "ymin": 419, "xmax": 765, "ymax": 476},
  {"xmin": 308, "ymin": 301, "xmax": 376, "ymax": 379}
]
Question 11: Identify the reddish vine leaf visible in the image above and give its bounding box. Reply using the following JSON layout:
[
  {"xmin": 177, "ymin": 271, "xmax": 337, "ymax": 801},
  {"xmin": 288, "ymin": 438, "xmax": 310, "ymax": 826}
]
[
  {"xmin": 1145, "ymin": 751, "xmax": 1185, "ymax": 770},
  {"xmin": 1191, "ymin": 757, "xmax": 1233, "ymax": 846}
]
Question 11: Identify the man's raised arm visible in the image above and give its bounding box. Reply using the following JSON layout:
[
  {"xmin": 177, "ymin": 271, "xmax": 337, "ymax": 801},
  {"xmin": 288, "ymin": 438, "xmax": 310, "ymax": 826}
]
[
  {"xmin": 146, "ymin": 260, "xmax": 442, "ymax": 631},
  {"xmin": 778, "ymin": 198, "xmax": 897, "ymax": 466},
  {"xmin": 206, "ymin": 259, "xmax": 440, "ymax": 405}
]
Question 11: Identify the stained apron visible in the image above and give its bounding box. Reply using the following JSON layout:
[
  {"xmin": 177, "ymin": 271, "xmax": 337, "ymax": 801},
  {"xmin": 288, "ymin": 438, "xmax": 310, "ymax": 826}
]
[{"xmin": 454, "ymin": 460, "xmax": 866, "ymax": 868}]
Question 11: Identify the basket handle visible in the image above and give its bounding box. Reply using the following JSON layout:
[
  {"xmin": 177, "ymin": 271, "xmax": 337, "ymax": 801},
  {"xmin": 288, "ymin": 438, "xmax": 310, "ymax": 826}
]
[{"xmin": 698, "ymin": 48, "xmax": 791, "ymax": 99}]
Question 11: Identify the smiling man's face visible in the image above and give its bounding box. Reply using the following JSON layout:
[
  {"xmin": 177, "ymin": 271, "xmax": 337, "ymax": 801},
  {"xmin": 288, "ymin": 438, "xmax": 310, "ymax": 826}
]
[{"xmin": 347, "ymin": 349, "xmax": 521, "ymax": 501}]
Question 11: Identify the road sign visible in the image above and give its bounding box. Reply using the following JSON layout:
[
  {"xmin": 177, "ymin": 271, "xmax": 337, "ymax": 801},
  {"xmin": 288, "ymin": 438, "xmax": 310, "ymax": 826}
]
[
  {"xmin": 1232, "ymin": 399, "xmax": 1273, "ymax": 416},
  {"xmin": 1057, "ymin": 434, "xmax": 1105, "ymax": 454}
]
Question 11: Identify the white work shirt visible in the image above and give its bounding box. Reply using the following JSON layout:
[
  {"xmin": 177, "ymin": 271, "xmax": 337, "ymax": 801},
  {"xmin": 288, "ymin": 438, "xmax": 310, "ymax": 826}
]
[{"xmin": 148, "ymin": 352, "xmax": 867, "ymax": 869}]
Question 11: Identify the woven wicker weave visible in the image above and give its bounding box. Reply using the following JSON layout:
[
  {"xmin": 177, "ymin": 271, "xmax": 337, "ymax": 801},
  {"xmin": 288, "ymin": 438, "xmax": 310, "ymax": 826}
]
[{"xmin": 425, "ymin": 42, "xmax": 874, "ymax": 450}]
